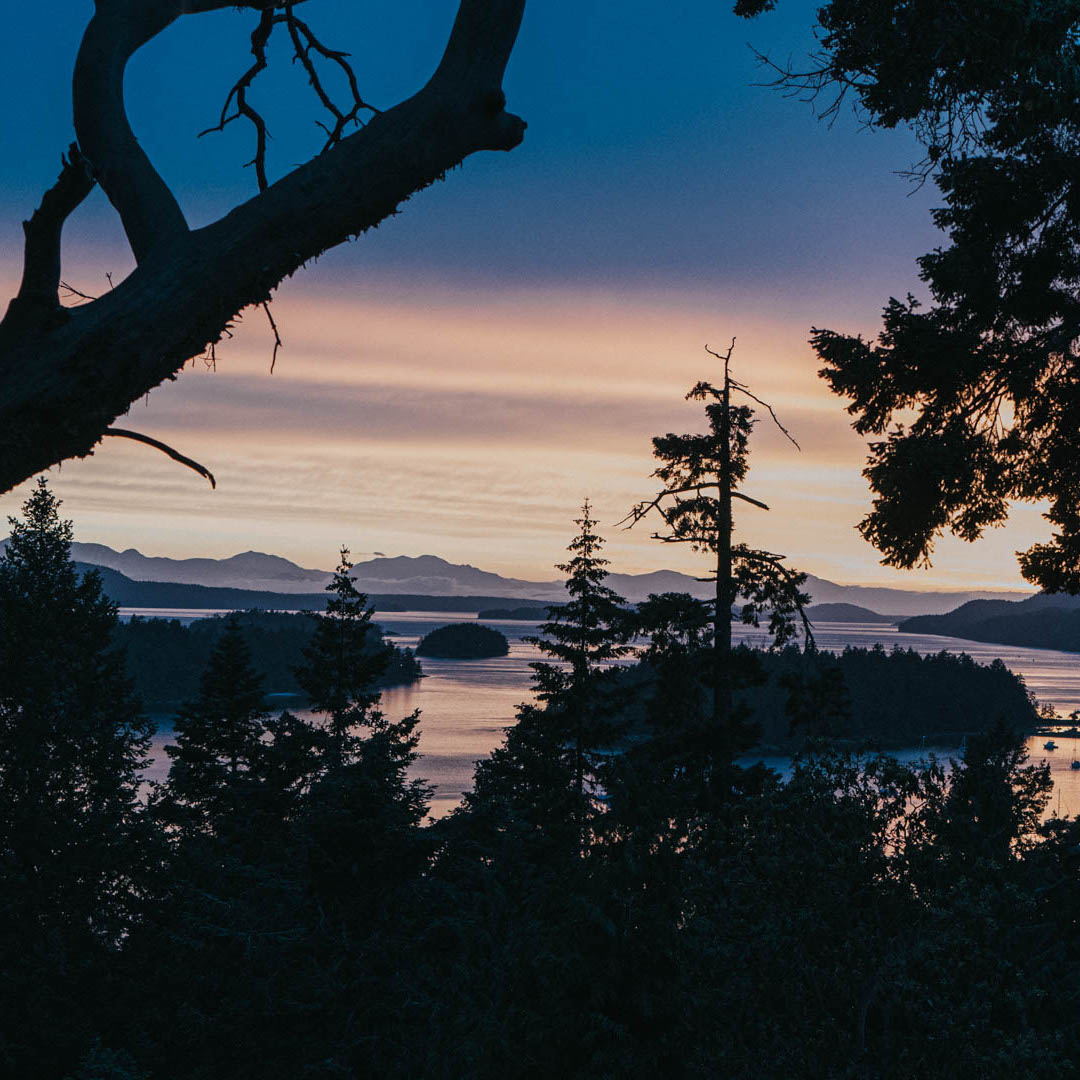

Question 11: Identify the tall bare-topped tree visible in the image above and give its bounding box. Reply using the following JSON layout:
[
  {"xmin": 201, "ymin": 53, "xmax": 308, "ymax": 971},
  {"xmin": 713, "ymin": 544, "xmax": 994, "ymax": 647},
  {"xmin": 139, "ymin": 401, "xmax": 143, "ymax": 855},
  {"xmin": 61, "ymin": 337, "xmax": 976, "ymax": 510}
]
[{"xmin": 623, "ymin": 341, "xmax": 811, "ymax": 760}]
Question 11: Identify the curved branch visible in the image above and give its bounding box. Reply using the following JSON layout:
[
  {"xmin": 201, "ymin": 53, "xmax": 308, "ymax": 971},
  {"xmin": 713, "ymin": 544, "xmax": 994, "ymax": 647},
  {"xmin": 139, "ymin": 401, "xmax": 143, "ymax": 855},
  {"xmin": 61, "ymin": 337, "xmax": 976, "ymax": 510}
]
[
  {"xmin": 73, "ymin": 3, "xmax": 192, "ymax": 262},
  {"xmin": 104, "ymin": 427, "xmax": 216, "ymax": 488}
]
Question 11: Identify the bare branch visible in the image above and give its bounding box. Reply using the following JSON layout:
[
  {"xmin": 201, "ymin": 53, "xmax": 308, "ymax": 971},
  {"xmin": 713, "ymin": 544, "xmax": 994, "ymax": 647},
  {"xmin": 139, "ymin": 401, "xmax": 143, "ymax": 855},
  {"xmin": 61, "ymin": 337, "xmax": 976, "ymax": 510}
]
[
  {"xmin": 284, "ymin": 5, "xmax": 379, "ymax": 151},
  {"xmin": 104, "ymin": 428, "xmax": 216, "ymax": 488},
  {"xmin": 263, "ymin": 301, "xmax": 283, "ymax": 373},
  {"xmin": 730, "ymin": 382, "xmax": 801, "ymax": 450},
  {"xmin": 73, "ymin": 6, "xmax": 191, "ymax": 262},
  {"xmin": 0, "ymin": 147, "xmax": 95, "ymax": 347},
  {"xmin": 618, "ymin": 483, "xmax": 769, "ymax": 529},
  {"xmin": 199, "ymin": 6, "xmax": 275, "ymax": 191}
]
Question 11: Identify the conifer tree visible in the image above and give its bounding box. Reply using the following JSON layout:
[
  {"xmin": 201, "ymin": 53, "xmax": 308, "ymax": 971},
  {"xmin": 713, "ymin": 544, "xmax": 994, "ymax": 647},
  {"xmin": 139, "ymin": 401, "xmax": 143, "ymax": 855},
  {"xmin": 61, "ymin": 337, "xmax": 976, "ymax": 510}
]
[
  {"xmin": 293, "ymin": 547, "xmax": 429, "ymax": 909},
  {"xmin": 521, "ymin": 502, "xmax": 630, "ymax": 846},
  {"xmin": 623, "ymin": 342, "xmax": 811, "ymax": 768},
  {"xmin": 158, "ymin": 615, "xmax": 270, "ymax": 838},
  {"xmin": 0, "ymin": 479, "xmax": 154, "ymax": 1072},
  {"xmin": 295, "ymin": 547, "xmax": 392, "ymax": 765}
]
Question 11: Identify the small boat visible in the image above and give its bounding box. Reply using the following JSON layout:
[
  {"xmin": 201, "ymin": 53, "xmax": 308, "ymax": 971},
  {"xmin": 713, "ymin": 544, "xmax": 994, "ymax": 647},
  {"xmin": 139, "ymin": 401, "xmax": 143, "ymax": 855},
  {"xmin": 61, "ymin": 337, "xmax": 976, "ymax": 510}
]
[{"xmin": 1045, "ymin": 740, "xmax": 1059, "ymax": 750}]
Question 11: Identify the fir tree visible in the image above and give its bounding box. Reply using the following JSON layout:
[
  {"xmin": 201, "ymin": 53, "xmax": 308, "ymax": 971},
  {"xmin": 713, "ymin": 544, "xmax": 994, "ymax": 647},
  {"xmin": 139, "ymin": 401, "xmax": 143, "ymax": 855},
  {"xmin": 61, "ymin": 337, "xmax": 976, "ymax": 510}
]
[
  {"xmin": 0, "ymin": 479, "xmax": 154, "ymax": 1073},
  {"xmin": 293, "ymin": 547, "xmax": 429, "ymax": 910},
  {"xmin": 295, "ymin": 547, "xmax": 391, "ymax": 765},
  {"xmin": 158, "ymin": 615, "xmax": 271, "ymax": 838},
  {"xmin": 521, "ymin": 502, "xmax": 630, "ymax": 847}
]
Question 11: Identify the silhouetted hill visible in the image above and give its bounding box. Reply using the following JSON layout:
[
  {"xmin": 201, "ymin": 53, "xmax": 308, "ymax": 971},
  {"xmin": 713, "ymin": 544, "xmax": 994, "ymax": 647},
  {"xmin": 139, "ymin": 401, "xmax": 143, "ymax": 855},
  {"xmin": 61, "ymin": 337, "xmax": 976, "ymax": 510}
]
[
  {"xmin": 899, "ymin": 593, "xmax": 1080, "ymax": 651},
  {"xmin": 14, "ymin": 540, "xmax": 1024, "ymax": 611},
  {"xmin": 74, "ymin": 563, "xmax": 555, "ymax": 614}
]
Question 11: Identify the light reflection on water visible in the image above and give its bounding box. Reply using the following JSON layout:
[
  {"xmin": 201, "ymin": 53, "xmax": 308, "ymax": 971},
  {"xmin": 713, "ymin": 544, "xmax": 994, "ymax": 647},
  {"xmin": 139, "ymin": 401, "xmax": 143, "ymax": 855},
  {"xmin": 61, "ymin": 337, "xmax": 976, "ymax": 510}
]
[{"xmin": 138, "ymin": 612, "xmax": 1080, "ymax": 818}]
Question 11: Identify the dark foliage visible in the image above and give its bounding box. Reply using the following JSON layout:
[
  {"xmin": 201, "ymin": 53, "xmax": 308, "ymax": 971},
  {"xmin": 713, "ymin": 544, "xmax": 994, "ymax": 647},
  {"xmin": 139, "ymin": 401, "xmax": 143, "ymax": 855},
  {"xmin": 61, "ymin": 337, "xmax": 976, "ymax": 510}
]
[
  {"xmin": 744, "ymin": 0, "xmax": 1080, "ymax": 590},
  {"xmin": 0, "ymin": 481, "xmax": 156, "ymax": 1076},
  {"xmin": 2, "ymin": 492, "xmax": 1078, "ymax": 1080},
  {"xmin": 114, "ymin": 607, "xmax": 421, "ymax": 708},
  {"xmin": 416, "ymin": 622, "xmax": 509, "ymax": 658}
]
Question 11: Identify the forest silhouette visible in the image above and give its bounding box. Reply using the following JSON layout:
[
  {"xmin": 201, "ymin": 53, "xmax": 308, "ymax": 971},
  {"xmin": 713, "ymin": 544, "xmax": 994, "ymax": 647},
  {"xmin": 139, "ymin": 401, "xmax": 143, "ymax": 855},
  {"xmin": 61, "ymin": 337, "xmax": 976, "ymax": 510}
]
[{"xmin": 5, "ymin": 1, "xmax": 1080, "ymax": 1076}]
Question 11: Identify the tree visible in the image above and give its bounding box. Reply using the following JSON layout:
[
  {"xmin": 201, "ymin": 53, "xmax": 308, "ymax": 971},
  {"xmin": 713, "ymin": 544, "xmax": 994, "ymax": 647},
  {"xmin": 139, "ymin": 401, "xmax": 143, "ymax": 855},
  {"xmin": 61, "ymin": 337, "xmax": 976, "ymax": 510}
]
[
  {"xmin": 157, "ymin": 614, "xmax": 270, "ymax": 838},
  {"xmin": 0, "ymin": 0, "xmax": 528, "ymax": 492},
  {"xmin": 748, "ymin": 1, "xmax": 1080, "ymax": 591},
  {"xmin": 462, "ymin": 503, "xmax": 628, "ymax": 852},
  {"xmin": 0, "ymin": 479, "xmax": 155, "ymax": 1073},
  {"xmin": 293, "ymin": 546, "xmax": 429, "ymax": 904},
  {"xmin": 622, "ymin": 342, "xmax": 811, "ymax": 764},
  {"xmin": 295, "ymin": 547, "xmax": 396, "ymax": 763},
  {"xmin": 525, "ymin": 502, "xmax": 629, "ymax": 843}
]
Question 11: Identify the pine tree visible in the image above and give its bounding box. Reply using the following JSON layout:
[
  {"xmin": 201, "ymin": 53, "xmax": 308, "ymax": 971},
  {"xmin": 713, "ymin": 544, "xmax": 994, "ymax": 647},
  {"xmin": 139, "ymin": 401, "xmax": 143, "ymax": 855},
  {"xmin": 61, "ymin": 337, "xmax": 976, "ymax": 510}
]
[
  {"xmin": 0, "ymin": 479, "xmax": 155, "ymax": 1073},
  {"xmin": 158, "ymin": 615, "xmax": 271, "ymax": 838}
]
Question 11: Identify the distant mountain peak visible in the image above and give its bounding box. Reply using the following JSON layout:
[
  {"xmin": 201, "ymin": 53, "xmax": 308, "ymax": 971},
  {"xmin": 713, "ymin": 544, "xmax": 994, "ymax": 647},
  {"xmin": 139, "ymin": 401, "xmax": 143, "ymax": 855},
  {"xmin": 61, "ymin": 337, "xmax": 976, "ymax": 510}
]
[{"xmin": 46, "ymin": 541, "xmax": 1034, "ymax": 614}]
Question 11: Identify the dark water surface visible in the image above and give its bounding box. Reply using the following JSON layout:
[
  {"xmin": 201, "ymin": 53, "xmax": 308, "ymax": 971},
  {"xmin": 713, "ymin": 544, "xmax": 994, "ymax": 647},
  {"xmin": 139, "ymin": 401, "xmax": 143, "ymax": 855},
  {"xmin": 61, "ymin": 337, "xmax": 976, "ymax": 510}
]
[{"xmin": 134, "ymin": 611, "xmax": 1080, "ymax": 818}]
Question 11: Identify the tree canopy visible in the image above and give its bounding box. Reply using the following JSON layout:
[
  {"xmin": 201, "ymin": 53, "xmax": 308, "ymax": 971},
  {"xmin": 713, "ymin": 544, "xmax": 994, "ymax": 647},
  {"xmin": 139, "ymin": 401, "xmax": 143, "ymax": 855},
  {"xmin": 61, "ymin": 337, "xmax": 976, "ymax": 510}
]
[{"xmin": 752, "ymin": 1, "xmax": 1080, "ymax": 590}]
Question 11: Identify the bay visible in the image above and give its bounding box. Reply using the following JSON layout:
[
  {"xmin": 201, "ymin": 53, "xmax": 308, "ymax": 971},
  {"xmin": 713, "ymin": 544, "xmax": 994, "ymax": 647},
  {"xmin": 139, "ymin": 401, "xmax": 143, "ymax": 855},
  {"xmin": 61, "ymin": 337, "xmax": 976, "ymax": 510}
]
[{"xmin": 133, "ymin": 610, "xmax": 1080, "ymax": 818}]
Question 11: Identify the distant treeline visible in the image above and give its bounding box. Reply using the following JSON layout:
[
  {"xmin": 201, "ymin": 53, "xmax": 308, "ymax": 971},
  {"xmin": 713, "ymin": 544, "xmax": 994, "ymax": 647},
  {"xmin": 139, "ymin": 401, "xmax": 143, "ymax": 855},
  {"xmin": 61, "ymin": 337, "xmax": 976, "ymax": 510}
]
[
  {"xmin": 79, "ymin": 561, "xmax": 557, "ymax": 615},
  {"xmin": 621, "ymin": 643, "xmax": 1038, "ymax": 751},
  {"xmin": 115, "ymin": 611, "xmax": 422, "ymax": 709}
]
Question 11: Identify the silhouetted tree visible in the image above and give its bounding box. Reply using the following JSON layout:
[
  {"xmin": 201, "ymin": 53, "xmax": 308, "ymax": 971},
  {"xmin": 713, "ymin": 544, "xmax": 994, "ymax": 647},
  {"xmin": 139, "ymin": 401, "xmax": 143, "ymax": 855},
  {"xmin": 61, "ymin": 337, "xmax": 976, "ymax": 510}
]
[
  {"xmin": 157, "ymin": 615, "xmax": 270, "ymax": 838},
  {"xmin": 523, "ymin": 501, "xmax": 629, "ymax": 847},
  {"xmin": 293, "ymin": 547, "xmax": 429, "ymax": 909},
  {"xmin": 0, "ymin": 479, "xmax": 154, "ymax": 1074},
  {"xmin": 746, "ymin": 0, "xmax": 1080, "ymax": 591},
  {"xmin": 622, "ymin": 343, "xmax": 811, "ymax": 766},
  {"xmin": 296, "ymin": 547, "xmax": 393, "ymax": 766}
]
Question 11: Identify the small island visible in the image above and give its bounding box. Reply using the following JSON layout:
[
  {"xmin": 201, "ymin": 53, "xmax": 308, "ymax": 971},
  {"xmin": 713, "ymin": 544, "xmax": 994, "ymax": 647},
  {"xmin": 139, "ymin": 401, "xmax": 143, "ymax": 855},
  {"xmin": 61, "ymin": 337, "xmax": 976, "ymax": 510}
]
[{"xmin": 416, "ymin": 623, "xmax": 510, "ymax": 659}]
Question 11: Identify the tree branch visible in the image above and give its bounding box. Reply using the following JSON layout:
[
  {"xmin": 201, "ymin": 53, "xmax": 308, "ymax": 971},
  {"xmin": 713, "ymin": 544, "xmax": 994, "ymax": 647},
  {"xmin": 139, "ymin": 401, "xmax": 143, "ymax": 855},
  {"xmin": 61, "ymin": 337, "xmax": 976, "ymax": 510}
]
[
  {"xmin": 104, "ymin": 427, "xmax": 216, "ymax": 488},
  {"xmin": 0, "ymin": 0, "xmax": 527, "ymax": 492},
  {"xmin": 0, "ymin": 146, "xmax": 94, "ymax": 347}
]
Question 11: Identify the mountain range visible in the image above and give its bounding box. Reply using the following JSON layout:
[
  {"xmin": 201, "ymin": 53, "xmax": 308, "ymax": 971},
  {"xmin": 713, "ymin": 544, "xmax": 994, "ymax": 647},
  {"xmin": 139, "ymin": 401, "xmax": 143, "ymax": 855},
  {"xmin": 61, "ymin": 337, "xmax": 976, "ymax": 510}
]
[{"xmin": 43, "ymin": 543, "xmax": 1031, "ymax": 616}]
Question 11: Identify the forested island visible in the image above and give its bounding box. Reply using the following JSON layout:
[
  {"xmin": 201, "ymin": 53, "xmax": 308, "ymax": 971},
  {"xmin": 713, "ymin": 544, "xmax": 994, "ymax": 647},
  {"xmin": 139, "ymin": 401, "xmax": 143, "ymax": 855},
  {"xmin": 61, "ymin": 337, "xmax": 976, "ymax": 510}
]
[
  {"xmin": 731, "ymin": 644, "xmax": 1033, "ymax": 749},
  {"xmin": 116, "ymin": 610, "xmax": 421, "ymax": 708},
  {"xmin": 416, "ymin": 623, "xmax": 510, "ymax": 658}
]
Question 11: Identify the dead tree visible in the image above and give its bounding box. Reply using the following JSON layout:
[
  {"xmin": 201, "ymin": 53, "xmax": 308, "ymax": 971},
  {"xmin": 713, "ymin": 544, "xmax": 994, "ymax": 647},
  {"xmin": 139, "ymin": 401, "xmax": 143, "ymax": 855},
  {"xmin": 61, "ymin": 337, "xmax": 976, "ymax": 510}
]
[
  {"xmin": 621, "ymin": 341, "xmax": 812, "ymax": 760},
  {"xmin": 0, "ymin": 0, "xmax": 526, "ymax": 493}
]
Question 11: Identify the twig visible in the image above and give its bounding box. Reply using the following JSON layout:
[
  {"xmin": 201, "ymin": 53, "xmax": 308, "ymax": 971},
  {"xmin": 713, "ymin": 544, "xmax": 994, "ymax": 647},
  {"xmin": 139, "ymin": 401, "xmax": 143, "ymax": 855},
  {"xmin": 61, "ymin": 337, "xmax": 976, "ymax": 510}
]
[
  {"xmin": 263, "ymin": 301, "xmax": 283, "ymax": 373},
  {"xmin": 199, "ymin": 7, "xmax": 275, "ymax": 191},
  {"xmin": 104, "ymin": 428, "xmax": 216, "ymax": 488},
  {"xmin": 59, "ymin": 281, "xmax": 97, "ymax": 304}
]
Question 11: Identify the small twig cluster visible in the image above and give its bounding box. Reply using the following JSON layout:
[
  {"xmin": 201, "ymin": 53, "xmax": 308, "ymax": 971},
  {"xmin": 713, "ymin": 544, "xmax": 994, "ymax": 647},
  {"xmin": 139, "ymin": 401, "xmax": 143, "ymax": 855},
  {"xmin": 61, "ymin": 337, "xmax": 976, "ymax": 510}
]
[{"xmin": 200, "ymin": 2, "xmax": 379, "ymax": 192}]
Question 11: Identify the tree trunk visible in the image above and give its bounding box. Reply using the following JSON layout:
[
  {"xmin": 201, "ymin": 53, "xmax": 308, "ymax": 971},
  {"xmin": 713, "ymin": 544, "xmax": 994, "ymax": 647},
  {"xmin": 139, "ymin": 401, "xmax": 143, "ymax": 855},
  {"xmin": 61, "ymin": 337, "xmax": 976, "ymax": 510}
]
[{"xmin": 713, "ymin": 370, "xmax": 734, "ymax": 756}]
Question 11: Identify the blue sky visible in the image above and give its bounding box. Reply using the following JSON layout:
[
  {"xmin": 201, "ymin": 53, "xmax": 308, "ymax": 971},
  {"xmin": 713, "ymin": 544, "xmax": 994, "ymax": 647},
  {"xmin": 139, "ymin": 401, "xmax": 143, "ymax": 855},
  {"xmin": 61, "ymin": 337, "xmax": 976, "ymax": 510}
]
[{"xmin": 0, "ymin": 2, "xmax": 1047, "ymax": 587}]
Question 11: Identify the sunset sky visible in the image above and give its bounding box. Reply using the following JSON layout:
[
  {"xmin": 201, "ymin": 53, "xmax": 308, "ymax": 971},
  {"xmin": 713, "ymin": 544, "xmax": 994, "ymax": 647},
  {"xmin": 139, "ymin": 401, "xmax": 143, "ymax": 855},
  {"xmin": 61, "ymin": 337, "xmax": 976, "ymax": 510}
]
[{"xmin": 0, "ymin": 1, "xmax": 1051, "ymax": 588}]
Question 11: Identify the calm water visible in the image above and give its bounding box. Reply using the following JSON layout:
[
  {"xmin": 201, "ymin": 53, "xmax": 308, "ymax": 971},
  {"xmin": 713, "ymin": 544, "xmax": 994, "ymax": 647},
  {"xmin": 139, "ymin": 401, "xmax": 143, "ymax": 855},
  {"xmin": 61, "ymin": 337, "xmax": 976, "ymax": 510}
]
[{"xmin": 134, "ymin": 611, "xmax": 1080, "ymax": 818}]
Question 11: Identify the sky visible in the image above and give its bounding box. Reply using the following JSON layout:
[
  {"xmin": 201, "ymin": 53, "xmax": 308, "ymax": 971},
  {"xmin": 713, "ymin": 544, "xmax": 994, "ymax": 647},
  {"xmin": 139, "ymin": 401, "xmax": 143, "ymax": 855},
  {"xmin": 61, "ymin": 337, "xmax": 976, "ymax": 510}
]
[{"xmin": 0, "ymin": 1, "xmax": 1052, "ymax": 587}]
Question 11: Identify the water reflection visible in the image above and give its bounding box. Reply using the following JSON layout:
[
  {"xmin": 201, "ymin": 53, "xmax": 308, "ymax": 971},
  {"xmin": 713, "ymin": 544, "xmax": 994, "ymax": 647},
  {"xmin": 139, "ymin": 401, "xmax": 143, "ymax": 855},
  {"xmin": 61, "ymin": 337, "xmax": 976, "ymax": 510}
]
[{"xmin": 139, "ymin": 613, "xmax": 1080, "ymax": 818}]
